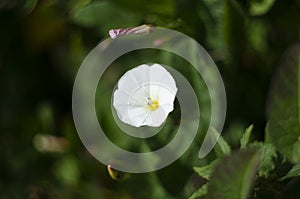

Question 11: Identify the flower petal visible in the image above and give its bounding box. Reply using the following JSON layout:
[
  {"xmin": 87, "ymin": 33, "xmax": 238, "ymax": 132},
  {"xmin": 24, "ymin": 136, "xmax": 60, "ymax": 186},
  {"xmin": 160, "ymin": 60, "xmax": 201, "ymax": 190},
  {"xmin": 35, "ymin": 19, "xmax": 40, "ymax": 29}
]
[
  {"xmin": 148, "ymin": 107, "xmax": 168, "ymax": 127},
  {"xmin": 114, "ymin": 87, "xmax": 154, "ymax": 127},
  {"xmin": 149, "ymin": 63, "xmax": 177, "ymax": 95},
  {"xmin": 149, "ymin": 84, "xmax": 176, "ymax": 107},
  {"xmin": 117, "ymin": 64, "xmax": 150, "ymax": 96},
  {"xmin": 128, "ymin": 107, "xmax": 152, "ymax": 127}
]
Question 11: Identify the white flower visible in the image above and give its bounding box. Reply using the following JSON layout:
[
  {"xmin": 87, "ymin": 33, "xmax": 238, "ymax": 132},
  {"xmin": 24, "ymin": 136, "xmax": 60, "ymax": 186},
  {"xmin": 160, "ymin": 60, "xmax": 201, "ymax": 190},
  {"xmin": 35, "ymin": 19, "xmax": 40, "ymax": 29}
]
[{"xmin": 113, "ymin": 64, "xmax": 177, "ymax": 127}]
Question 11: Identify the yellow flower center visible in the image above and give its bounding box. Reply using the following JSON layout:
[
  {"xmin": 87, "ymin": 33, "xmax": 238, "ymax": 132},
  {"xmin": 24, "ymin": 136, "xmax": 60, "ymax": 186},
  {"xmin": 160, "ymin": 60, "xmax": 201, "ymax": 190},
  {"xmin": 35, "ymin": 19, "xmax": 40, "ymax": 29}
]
[{"xmin": 145, "ymin": 97, "xmax": 159, "ymax": 111}]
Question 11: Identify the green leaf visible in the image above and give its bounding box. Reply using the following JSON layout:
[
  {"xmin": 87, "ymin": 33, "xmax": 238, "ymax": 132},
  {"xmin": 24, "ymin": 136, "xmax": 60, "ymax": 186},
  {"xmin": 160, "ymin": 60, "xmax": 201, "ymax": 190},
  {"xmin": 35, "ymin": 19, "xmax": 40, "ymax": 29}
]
[
  {"xmin": 69, "ymin": 0, "xmax": 91, "ymax": 13},
  {"xmin": 266, "ymin": 44, "xmax": 300, "ymax": 163},
  {"xmin": 37, "ymin": 103, "xmax": 54, "ymax": 132},
  {"xmin": 245, "ymin": 20, "xmax": 268, "ymax": 54},
  {"xmin": 198, "ymin": 0, "xmax": 225, "ymax": 51},
  {"xmin": 249, "ymin": 142, "xmax": 277, "ymax": 177},
  {"xmin": 249, "ymin": 0, "xmax": 276, "ymax": 16},
  {"xmin": 110, "ymin": 0, "xmax": 175, "ymax": 16},
  {"xmin": 22, "ymin": 0, "xmax": 38, "ymax": 15},
  {"xmin": 240, "ymin": 124, "xmax": 254, "ymax": 149},
  {"xmin": 212, "ymin": 128, "xmax": 231, "ymax": 156},
  {"xmin": 70, "ymin": 1, "xmax": 140, "ymax": 32},
  {"xmin": 54, "ymin": 155, "xmax": 80, "ymax": 186},
  {"xmin": 223, "ymin": 122, "xmax": 245, "ymax": 148},
  {"xmin": 193, "ymin": 161, "xmax": 217, "ymax": 180},
  {"xmin": 280, "ymin": 163, "xmax": 300, "ymax": 181},
  {"xmin": 189, "ymin": 184, "xmax": 207, "ymax": 199},
  {"xmin": 206, "ymin": 150, "xmax": 261, "ymax": 199}
]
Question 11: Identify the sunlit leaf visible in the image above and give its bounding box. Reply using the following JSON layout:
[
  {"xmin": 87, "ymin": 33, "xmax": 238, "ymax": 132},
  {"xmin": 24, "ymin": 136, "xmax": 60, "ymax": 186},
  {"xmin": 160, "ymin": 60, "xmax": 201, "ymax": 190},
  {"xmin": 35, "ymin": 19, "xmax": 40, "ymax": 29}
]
[
  {"xmin": 193, "ymin": 161, "xmax": 217, "ymax": 180},
  {"xmin": 69, "ymin": 0, "xmax": 91, "ymax": 13},
  {"xmin": 266, "ymin": 44, "xmax": 300, "ymax": 163},
  {"xmin": 246, "ymin": 20, "xmax": 268, "ymax": 53},
  {"xmin": 249, "ymin": 142, "xmax": 277, "ymax": 177},
  {"xmin": 249, "ymin": 0, "xmax": 276, "ymax": 16},
  {"xmin": 212, "ymin": 128, "xmax": 231, "ymax": 157},
  {"xmin": 240, "ymin": 124, "xmax": 254, "ymax": 149},
  {"xmin": 280, "ymin": 164, "xmax": 300, "ymax": 180},
  {"xmin": 280, "ymin": 163, "xmax": 300, "ymax": 181},
  {"xmin": 206, "ymin": 150, "xmax": 261, "ymax": 199}
]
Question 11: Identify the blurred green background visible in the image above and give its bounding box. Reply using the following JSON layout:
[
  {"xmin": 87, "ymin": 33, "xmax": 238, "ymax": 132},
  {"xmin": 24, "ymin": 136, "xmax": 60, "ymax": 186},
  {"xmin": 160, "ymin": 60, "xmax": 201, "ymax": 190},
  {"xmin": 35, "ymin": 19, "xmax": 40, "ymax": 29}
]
[{"xmin": 1, "ymin": 0, "xmax": 300, "ymax": 198}]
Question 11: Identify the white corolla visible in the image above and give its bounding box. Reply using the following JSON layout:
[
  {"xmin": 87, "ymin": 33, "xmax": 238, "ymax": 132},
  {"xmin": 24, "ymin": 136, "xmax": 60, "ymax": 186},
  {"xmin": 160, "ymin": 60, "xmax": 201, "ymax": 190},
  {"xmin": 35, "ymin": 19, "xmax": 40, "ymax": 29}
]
[{"xmin": 113, "ymin": 64, "xmax": 177, "ymax": 127}]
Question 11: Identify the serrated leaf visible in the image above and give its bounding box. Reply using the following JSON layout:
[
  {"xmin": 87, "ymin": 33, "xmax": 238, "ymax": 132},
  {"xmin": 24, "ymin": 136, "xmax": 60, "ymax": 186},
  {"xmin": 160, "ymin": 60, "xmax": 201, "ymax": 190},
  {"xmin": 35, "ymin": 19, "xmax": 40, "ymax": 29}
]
[
  {"xmin": 266, "ymin": 44, "xmax": 300, "ymax": 163},
  {"xmin": 189, "ymin": 184, "xmax": 207, "ymax": 199},
  {"xmin": 249, "ymin": 142, "xmax": 277, "ymax": 177},
  {"xmin": 280, "ymin": 163, "xmax": 300, "ymax": 181},
  {"xmin": 206, "ymin": 150, "xmax": 261, "ymax": 199},
  {"xmin": 212, "ymin": 128, "xmax": 231, "ymax": 156},
  {"xmin": 193, "ymin": 161, "xmax": 217, "ymax": 180},
  {"xmin": 240, "ymin": 124, "xmax": 254, "ymax": 149}
]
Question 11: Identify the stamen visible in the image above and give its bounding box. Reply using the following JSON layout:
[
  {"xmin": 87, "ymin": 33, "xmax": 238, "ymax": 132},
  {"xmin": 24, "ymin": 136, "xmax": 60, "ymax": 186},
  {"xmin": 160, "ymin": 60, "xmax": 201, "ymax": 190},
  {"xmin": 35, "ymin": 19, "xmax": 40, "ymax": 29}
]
[
  {"xmin": 145, "ymin": 97, "xmax": 153, "ymax": 105},
  {"xmin": 145, "ymin": 97, "xmax": 159, "ymax": 111}
]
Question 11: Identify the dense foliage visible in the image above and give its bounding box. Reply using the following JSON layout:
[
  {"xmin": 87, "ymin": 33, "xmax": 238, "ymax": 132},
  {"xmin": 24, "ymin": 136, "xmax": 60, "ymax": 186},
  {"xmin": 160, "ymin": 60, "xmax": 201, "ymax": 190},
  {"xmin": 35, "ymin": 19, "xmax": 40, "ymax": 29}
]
[{"xmin": 1, "ymin": 0, "xmax": 300, "ymax": 198}]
